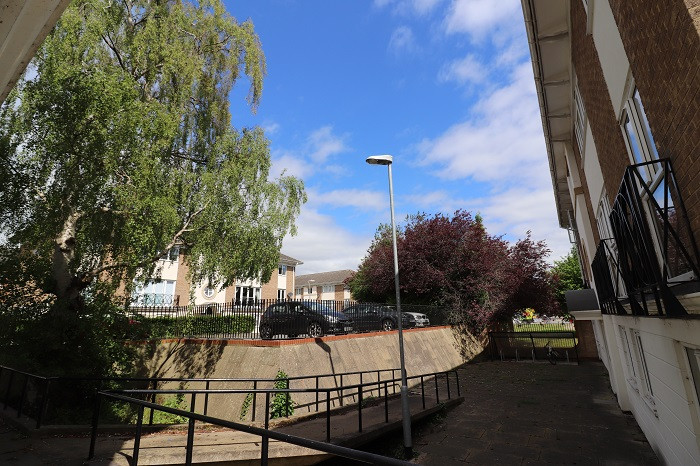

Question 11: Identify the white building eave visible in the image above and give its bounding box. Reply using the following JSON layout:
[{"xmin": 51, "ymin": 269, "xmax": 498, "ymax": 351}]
[
  {"xmin": 0, "ymin": 0, "xmax": 71, "ymax": 103},
  {"xmin": 521, "ymin": 0, "xmax": 574, "ymax": 228}
]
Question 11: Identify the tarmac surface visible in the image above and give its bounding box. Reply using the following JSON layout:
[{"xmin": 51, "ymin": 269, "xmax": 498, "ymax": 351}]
[{"xmin": 0, "ymin": 361, "xmax": 659, "ymax": 465}]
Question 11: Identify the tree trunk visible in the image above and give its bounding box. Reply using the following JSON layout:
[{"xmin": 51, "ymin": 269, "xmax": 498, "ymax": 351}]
[{"xmin": 52, "ymin": 210, "xmax": 84, "ymax": 310}]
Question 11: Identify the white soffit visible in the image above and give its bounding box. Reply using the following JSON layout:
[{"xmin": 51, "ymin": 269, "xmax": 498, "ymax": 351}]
[
  {"xmin": 0, "ymin": 0, "xmax": 71, "ymax": 103},
  {"xmin": 522, "ymin": 0, "xmax": 573, "ymax": 228}
]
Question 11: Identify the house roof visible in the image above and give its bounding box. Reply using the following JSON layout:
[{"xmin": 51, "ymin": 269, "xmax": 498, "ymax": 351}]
[
  {"xmin": 521, "ymin": 0, "xmax": 573, "ymax": 228},
  {"xmin": 279, "ymin": 253, "xmax": 302, "ymax": 266},
  {"xmin": 296, "ymin": 269, "xmax": 354, "ymax": 287}
]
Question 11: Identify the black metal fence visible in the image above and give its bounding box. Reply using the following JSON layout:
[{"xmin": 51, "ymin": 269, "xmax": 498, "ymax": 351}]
[
  {"xmin": 1, "ymin": 364, "xmax": 450, "ymax": 428},
  {"xmin": 127, "ymin": 299, "xmax": 448, "ymax": 340},
  {"xmin": 489, "ymin": 331, "xmax": 579, "ymax": 364},
  {"xmin": 89, "ymin": 369, "xmax": 460, "ymax": 464},
  {"xmin": 595, "ymin": 158, "xmax": 700, "ymax": 317}
]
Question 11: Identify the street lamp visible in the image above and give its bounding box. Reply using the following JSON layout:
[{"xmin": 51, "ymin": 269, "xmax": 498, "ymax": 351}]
[{"xmin": 366, "ymin": 154, "xmax": 412, "ymax": 458}]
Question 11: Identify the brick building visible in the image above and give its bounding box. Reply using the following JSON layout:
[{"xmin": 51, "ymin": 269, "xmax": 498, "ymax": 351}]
[
  {"xmin": 522, "ymin": 0, "xmax": 700, "ymax": 463},
  {"xmin": 131, "ymin": 249, "xmax": 302, "ymax": 306},
  {"xmin": 294, "ymin": 270, "xmax": 354, "ymax": 303}
]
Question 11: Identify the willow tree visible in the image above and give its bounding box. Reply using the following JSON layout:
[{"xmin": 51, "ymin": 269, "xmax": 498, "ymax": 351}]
[{"xmin": 0, "ymin": 0, "xmax": 305, "ymax": 312}]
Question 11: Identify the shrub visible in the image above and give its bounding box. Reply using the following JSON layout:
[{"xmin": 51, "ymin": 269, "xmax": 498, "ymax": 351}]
[{"xmin": 269, "ymin": 370, "xmax": 295, "ymax": 419}]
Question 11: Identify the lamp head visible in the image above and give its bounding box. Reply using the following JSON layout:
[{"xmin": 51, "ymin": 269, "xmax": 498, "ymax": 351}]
[{"xmin": 366, "ymin": 154, "xmax": 393, "ymax": 166}]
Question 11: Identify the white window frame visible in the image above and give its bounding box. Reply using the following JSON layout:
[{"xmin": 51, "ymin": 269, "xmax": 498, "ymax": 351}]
[
  {"xmin": 620, "ymin": 84, "xmax": 660, "ymax": 183},
  {"xmin": 278, "ymin": 265, "xmax": 287, "ymax": 275},
  {"xmin": 322, "ymin": 285, "xmax": 334, "ymax": 294},
  {"xmin": 203, "ymin": 286, "xmax": 216, "ymax": 299},
  {"xmin": 277, "ymin": 289, "xmax": 286, "ymax": 300},
  {"xmin": 630, "ymin": 329, "xmax": 657, "ymax": 414},
  {"xmin": 618, "ymin": 325, "xmax": 638, "ymax": 391},
  {"xmin": 683, "ymin": 346, "xmax": 700, "ymax": 424}
]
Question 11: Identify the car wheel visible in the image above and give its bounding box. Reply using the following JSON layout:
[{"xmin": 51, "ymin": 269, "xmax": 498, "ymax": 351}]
[
  {"xmin": 382, "ymin": 319, "xmax": 395, "ymax": 331},
  {"xmin": 260, "ymin": 325, "xmax": 273, "ymax": 340},
  {"xmin": 308, "ymin": 322, "xmax": 324, "ymax": 338}
]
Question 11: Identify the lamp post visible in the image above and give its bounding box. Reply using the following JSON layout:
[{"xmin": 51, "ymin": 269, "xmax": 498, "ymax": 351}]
[{"xmin": 366, "ymin": 154, "xmax": 412, "ymax": 458}]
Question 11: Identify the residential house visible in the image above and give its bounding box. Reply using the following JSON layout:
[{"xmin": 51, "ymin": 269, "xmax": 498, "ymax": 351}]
[
  {"xmin": 294, "ymin": 270, "xmax": 354, "ymax": 303},
  {"xmin": 522, "ymin": 0, "xmax": 700, "ymax": 463},
  {"xmin": 131, "ymin": 249, "xmax": 302, "ymax": 306}
]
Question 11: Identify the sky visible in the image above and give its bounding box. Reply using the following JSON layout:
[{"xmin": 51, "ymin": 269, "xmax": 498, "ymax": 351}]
[{"xmin": 223, "ymin": 0, "xmax": 571, "ymax": 274}]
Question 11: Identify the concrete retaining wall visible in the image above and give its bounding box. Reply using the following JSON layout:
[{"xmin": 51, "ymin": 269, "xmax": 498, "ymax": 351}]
[{"xmin": 132, "ymin": 326, "xmax": 482, "ymax": 421}]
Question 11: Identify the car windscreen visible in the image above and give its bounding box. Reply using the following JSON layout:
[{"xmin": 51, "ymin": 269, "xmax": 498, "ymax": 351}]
[{"xmin": 302, "ymin": 302, "xmax": 334, "ymax": 313}]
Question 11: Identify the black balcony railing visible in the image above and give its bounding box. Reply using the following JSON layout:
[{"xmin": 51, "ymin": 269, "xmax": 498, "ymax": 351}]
[{"xmin": 594, "ymin": 159, "xmax": 700, "ymax": 316}]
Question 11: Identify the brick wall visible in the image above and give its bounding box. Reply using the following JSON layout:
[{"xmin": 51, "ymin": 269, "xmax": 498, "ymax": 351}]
[
  {"xmin": 285, "ymin": 267, "xmax": 295, "ymax": 297},
  {"xmin": 334, "ymin": 284, "xmax": 344, "ymax": 301},
  {"xmin": 571, "ymin": 0, "xmax": 630, "ymax": 208},
  {"xmin": 174, "ymin": 252, "xmax": 190, "ymax": 305},
  {"xmin": 261, "ymin": 272, "xmax": 278, "ymax": 300},
  {"xmin": 608, "ymin": 0, "xmax": 700, "ymax": 240}
]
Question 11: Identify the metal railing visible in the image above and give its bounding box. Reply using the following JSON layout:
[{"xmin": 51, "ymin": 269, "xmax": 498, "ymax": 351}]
[
  {"xmin": 596, "ymin": 159, "xmax": 700, "ymax": 316},
  {"xmin": 489, "ymin": 331, "xmax": 579, "ymax": 363},
  {"xmin": 88, "ymin": 369, "xmax": 460, "ymax": 465},
  {"xmin": 127, "ymin": 299, "xmax": 448, "ymax": 340},
  {"xmin": 0, "ymin": 365, "xmax": 422, "ymax": 428}
]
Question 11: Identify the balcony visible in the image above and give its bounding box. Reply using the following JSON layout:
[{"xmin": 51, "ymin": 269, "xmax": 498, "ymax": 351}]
[{"xmin": 592, "ymin": 159, "xmax": 700, "ymax": 317}]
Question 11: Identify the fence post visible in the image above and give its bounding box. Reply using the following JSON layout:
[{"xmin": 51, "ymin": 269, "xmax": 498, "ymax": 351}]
[
  {"xmin": 285, "ymin": 378, "xmax": 290, "ymax": 417},
  {"xmin": 358, "ymin": 386, "xmax": 363, "ymax": 432},
  {"xmin": 326, "ymin": 390, "xmax": 331, "ymax": 442},
  {"xmin": 339, "ymin": 374, "xmax": 343, "ymax": 406},
  {"xmin": 88, "ymin": 392, "xmax": 101, "ymax": 460},
  {"xmin": 4, "ymin": 370, "xmax": 14, "ymax": 410},
  {"xmin": 455, "ymin": 371, "xmax": 461, "ymax": 397},
  {"xmin": 37, "ymin": 378, "xmax": 50, "ymax": 429},
  {"xmin": 262, "ymin": 392, "xmax": 270, "ymax": 464},
  {"xmin": 315, "ymin": 377, "xmax": 319, "ymax": 412},
  {"xmin": 420, "ymin": 376, "xmax": 425, "ymax": 409},
  {"xmin": 17, "ymin": 374, "xmax": 29, "ymax": 418},
  {"xmin": 445, "ymin": 372, "xmax": 451, "ymax": 400},
  {"xmin": 529, "ymin": 333, "xmax": 536, "ymax": 360},
  {"xmin": 133, "ymin": 404, "xmax": 144, "ymax": 465},
  {"xmin": 435, "ymin": 374, "xmax": 440, "ymax": 405},
  {"xmin": 384, "ymin": 381, "xmax": 389, "ymax": 423},
  {"xmin": 185, "ymin": 393, "xmax": 196, "ymax": 465},
  {"xmin": 204, "ymin": 381, "xmax": 210, "ymax": 416},
  {"xmin": 252, "ymin": 380, "xmax": 258, "ymax": 421}
]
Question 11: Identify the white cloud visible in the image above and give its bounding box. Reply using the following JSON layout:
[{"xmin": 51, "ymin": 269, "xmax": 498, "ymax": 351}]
[
  {"xmin": 270, "ymin": 150, "xmax": 312, "ymax": 180},
  {"xmin": 444, "ymin": 0, "xmax": 522, "ymax": 40},
  {"xmin": 282, "ymin": 209, "xmax": 369, "ymax": 274},
  {"xmin": 388, "ymin": 26, "xmax": 417, "ymax": 55},
  {"xmin": 308, "ymin": 188, "xmax": 386, "ymax": 211},
  {"xmin": 307, "ymin": 126, "xmax": 349, "ymax": 163},
  {"xmin": 417, "ymin": 61, "xmax": 548, "ymax": 185},
  {"xmin": 263, "ymin": 121, "xmax": 280, "ymax": 135},
  {"xmin": 478, "ymin": 188, "xmax": 572, "ymax": 262},
  {"xmin": 438, "ymin": 54, "xmax": 486, "ymax": 85}
]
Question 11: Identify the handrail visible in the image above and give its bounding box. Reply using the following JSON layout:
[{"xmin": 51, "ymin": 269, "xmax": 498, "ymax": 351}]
[
  {"xmin": 90, "ymin": 391, "xmax": 414, "ymax": 465},
  {"xmin": 89, "ymin": 369, "xmax": 460, "ymax": 464}
]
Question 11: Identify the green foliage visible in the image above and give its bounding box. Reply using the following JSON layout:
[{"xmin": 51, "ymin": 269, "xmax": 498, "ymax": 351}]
[
  {"xmin": 130, "ymin": 314, "xmax": 256, "ymax": 339},
  {"xmin": 0, "ymin": 0, "xmax": 305, "ymax": 309},
  {"xmin": 0, "ymin": 0, "xmax": 305, "ymax": 375},
  {"xmin": 269, "ymin": 370, "xmax": 294, "ymax": 419},
  {"xmin": 239, "ymin": 392, "xmax": 254, "ymax": 421},
  {"xmin": 551, "ymin": 247, "xmax": 585, "ymax": 312}
]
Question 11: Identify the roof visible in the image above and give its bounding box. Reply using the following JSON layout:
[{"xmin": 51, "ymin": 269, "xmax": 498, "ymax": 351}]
[
  {"xmin": 296, "ymin": 270, "xmax": 355, "ymax": 287},
  {"xmin": 521, "ymin": 0, "xmax": 574, "ymax": 228},
  {"xmin": 279, "ymin": 253, "xmax": 303, "ymax": 266}
]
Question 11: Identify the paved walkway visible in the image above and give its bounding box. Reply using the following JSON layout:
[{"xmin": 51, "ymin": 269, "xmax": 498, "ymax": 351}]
[
  {"xmin": 410, "ymin": 361, "xmax": 658, "ymax": 465},
  {"xmin": 0, "ymin": 361, "xmax": 658, "ymax": 465}
]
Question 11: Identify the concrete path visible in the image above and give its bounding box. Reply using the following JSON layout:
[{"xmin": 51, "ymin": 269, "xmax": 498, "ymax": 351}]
[
  {"xmin": 0, "ymin": 361, "xmax": 659, "ymax": 465},
  {"xmin": 410, "ymin": 361, "xmax": 659, "ymax": 465}
]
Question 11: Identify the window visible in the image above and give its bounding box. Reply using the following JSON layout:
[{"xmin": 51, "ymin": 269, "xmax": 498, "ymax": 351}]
[
  {"xmin": 160, "ymin": 246, "xmax": 180, "ymax": 262},
  {"xmin": 278, "ymin": 265, "xmax": 287, "ymax": 275},
  {"xmin": 573, "ymin": 77, "xmax": 586, "ymax": 155},
  {"xmin": 322, "ymin": 285, "xmax": 334, "ymax": 293},
  {"xmin": 277, "ymin": 289, "xmax": 286, "ymax": 300},
  {"xmin": 632, "ymin": 330, "xmax": 653, "ymax": 397},
  {"xmin": 203, "ymin": 286, "xmax": 215, "ymax": 299},
  {"xmin": 295, "ymin": 288, "xmax": 302, "ymax": 295},
  {"xmin": 132, "ymin": 280, "xmax": 176, "ymax": 306},
  {"xmin": 308, "ymin": 286, "xmax": 314, "ymax": 294},
  {"xmin": 618, "ymin": 326, "xmax": 638, "ymax": 389},
  {"xmin": 621, "ymin": 86, "xmax": 660, "ymax": 182},
  {"xmin": 685, "ymin": 347, "xmax": 700, "ymax": 409},
  {"xmin": 236, "ymin": 286, "xmax": 260, "ymax": 305}
]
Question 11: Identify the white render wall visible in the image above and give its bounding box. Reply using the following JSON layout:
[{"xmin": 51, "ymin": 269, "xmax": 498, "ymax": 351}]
[{"xmin": 597, "ymin": 315, "xmax": 700, "ymax": 465}]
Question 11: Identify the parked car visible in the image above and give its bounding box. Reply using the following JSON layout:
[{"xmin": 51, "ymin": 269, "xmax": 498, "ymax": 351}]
[
  {"xmin": 259, "ymin": 301, "xmax": 353, "ymax": 339},
  {"xmin": 403, "ymin": 311, "xmax": 430, "ymax": 327},
  {"xmin": 342, "ymin": 303, "xmax": 415, "ymax": 332}
]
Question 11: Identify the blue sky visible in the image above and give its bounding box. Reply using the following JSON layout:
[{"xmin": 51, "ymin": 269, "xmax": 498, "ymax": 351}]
[{"xmin": 224, "ymin": 0, "xmax": 570, "ymax": 274}]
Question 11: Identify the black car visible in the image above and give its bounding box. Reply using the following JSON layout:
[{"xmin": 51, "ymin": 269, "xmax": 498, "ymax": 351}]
[
  {"xmin": 342, "ymin": 303, "xmax": 414, "ymax": 332},
  {"xmin": 259, "ymin": 301, "xmax": 353, "ymax": 339}
]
